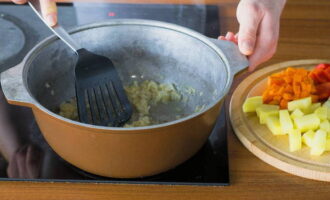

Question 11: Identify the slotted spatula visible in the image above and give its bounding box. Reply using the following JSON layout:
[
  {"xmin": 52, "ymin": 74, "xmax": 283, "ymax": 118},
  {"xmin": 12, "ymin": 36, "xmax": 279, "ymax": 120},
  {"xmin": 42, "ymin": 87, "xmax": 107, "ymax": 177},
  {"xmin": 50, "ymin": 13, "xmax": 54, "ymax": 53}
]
[{"xmin": 29, "ymin": 0, "xmax": 132, "ymax": 126}]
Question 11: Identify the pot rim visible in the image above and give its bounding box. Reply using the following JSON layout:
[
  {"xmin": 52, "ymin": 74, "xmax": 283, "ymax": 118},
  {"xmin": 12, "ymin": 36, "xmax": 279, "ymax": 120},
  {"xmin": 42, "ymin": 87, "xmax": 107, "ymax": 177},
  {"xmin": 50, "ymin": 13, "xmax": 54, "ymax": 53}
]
[{"xmin": 21, "ymin": 19, "xmax": 233, "ymax": 131}]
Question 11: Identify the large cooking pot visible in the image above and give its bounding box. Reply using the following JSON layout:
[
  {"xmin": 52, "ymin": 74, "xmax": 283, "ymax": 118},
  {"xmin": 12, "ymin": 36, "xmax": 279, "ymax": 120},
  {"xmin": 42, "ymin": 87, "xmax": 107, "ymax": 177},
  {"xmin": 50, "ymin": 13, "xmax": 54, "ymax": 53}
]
[{"xmin": 1, "ymin": 19, "xmax": 248, "ymax": 178}]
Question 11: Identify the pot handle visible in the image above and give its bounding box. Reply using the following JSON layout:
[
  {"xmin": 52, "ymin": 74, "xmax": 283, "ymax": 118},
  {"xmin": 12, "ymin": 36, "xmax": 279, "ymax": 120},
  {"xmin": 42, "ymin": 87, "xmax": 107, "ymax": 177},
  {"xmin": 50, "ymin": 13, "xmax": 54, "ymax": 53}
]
[
  {"xmin": 1, "ymin": 62, "xmax": 35, "ymax": 107},
  {"xmin": 208, "ymin": 38, "xmax": 249, "ymax": 76}
]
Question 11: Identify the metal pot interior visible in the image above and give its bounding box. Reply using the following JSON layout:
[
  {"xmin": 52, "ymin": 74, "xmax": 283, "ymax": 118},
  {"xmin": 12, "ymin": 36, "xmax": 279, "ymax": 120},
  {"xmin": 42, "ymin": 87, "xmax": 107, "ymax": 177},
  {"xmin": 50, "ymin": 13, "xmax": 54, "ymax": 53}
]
[{"xmin": 26, "ymin": 21, "xmax": 229, "ymax": 124}]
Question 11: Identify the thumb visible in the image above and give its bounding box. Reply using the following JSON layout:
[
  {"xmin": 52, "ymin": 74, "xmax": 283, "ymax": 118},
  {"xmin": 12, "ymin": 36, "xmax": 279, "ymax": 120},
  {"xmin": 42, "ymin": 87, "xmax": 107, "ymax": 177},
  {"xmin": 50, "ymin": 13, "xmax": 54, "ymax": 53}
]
[
  {"xmin": 40, "ymin": 0, "xmax": 57, "ymax": 27},
  {"xmin": 237, "ymin": 4, "xmax": 263, "ymax": 55},
  {"xmin": 238, "ymin": 25, "xmax": 257, "ymax": 56}
]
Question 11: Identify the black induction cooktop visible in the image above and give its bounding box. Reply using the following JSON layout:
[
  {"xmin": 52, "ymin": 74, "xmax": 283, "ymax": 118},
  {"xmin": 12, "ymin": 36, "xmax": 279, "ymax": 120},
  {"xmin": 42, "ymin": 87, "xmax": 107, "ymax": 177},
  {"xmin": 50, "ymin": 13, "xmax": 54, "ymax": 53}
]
[{"xmin": 0, "ymin": 2, "xmax": 228, "ymax": 186}]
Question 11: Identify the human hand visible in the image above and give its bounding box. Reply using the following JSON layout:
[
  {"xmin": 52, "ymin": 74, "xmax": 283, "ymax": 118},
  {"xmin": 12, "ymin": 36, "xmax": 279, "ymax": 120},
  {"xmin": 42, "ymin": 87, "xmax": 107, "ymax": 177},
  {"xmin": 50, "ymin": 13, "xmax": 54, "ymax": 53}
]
[
  {"xmin": 7, "ymin": 144, "xmax": 42, "ymax": 179},
  {"xmin": 219, "ymin": 0, "xmax": 286, "ymax": 71},
  {"xmin": 11, "ymin": 0, "xmax": 57, "ymax": 26}
]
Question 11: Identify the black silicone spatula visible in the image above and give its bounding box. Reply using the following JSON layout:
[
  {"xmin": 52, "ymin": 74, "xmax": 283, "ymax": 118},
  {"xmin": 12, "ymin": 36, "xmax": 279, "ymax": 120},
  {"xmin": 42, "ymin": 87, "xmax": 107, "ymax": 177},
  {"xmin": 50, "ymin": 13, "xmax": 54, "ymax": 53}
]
[{"xmin": 29, "ymin": 0, "xmax": 132, "ymax": 126}]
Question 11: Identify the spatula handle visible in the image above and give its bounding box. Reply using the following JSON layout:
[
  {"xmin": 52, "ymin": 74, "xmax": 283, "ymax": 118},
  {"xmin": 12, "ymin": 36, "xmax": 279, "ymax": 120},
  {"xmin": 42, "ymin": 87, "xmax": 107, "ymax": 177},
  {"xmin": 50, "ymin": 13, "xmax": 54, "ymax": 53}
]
[{"xmin": 28, "ymin": 0, "xmax": 81, "ymax": 53}]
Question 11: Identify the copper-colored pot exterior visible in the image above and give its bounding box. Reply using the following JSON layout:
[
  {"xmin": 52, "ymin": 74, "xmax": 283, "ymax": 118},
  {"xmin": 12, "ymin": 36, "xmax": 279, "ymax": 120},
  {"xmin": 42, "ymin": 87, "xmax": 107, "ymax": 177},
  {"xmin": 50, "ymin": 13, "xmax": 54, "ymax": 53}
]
[{"xmin": 32, "ymin": 100, "xmax": 222, "ymax": 178}]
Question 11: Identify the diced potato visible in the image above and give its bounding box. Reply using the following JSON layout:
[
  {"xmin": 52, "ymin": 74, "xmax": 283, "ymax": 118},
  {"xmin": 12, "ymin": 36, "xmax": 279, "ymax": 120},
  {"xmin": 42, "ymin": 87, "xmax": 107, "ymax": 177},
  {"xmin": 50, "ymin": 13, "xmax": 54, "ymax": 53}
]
[
  {"xmin": 290, "ymin": 108, "xmax": 304, "ymax": 120},
  {"xmin": 323, "ymin": 100, "xmax": 330, "ymax": 108},
  {"xmin": 242, "ymin": 96, "xmax": 263, "ymax": 113},
  {"xmin": 314, "ymin": 106, "xmax": 328, "ymax": 120},
  {"xmin": 311, "ymin": 103, "xmax": 322, "ymax": 112},
  {"xmin": 302, "ymin": 130, "xmax": 315, "ymax": 148},
  {"xmin": 288, "ymin": 97, "xmax": 312, "ymax": 111},
  {"xmin": 256, "ymin": 105, "xmax": 279, "ymax": 124},
  {"xmin": 323, "ymin": 100, "xmax": 330, "ymax": 120},
  {"xmin": 326, "ymin": 138, "xmax": 330, "ymax": 151},
  {"xmin": 266, "ymin": 115, "xmax": 285, "ymax": 135},
  {"xmin": 302, "ymin": 103, "xmax": 321, "ymax": 114},
  {"xmin": 256, "ymin": 104, "xmax": 279, "ymax": 116},
  {"xmin": 279, "ymin": 110, "xmax": 293, "ymax": 133},
  {"xmin": 311, "ymin": 129, "xmax": 327, "ymax": 156},
  {"xmin": 294, "ymin": 114, "xmax": 320, "ymax": 132},
  {"xmin": 320, "ymin": 120, "xmax": 330, "ymax": 133},
  {"xmin": 288, "ymin": 129, "xmax": 302, "ymax": 152}
]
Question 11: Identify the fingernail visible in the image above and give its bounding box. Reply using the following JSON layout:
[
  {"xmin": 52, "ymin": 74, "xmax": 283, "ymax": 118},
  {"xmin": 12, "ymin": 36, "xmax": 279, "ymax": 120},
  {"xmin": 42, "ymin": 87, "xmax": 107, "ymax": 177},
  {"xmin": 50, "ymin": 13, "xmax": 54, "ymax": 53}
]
[
  {"xmin": 241, "ymin": 41, "xmax": 254, "ymax": 55},
  {"xmin": 218, "ymin": 36, "xmax": 225, "ymax": 40},
  {"xmin": 46, "ymin": 14, "xmax": 57, "ymax": 27},
  {"xmin": 13, "ymin": 0, "xmax": 26, "ymax": 4}
]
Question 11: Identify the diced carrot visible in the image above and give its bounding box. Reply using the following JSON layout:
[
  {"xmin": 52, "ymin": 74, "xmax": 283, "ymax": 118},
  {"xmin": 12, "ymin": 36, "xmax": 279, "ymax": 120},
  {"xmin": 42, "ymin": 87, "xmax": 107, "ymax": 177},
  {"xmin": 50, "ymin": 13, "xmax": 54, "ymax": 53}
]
[
  {"xmin": 311, "ymin": 95, "xmax": 319, "ymax": 103},
  {"xmin": 315, "ymin": 82, "xmax": 330, "ymax": 100},
  {"xmin": 293, "ymin": 84, "xmax": 301, "ymax": 96},
  {"xmin": 300, "ymin": 91, "xmax": 309, "ymax": 98},
  {"xmin": 273, "ymin": 95, "xmax": 282, "ymax": 102},
  {"xmin": 283, "ymin": 93, "xmax": 293, "ymax": 100},
  {"xmin": 262, "ymin": 67, "xmax": 319, "ymax": 109},
  {"xmin": 270, "ymin": 77, "xmax": 285, "ymax": 85},
  {"xmin": 301, "ymin": 82, "xmax": 311, "ymax": 93},
  {"xmin": 268, "ymin": 100, "xmax": 279, "ymax": 105},
  {"xmin": 284, "ymin": 85, "xmax": 293, "ymax": 93},
  {"xmin": 283, "ymin": 76, "xmax": 292, "ymax": 84},
  {"xmin": 280, "ymin": 99, "xmax": 288, "ymax": 109},
  {"xmin": 293, "ymin": 74, "xmax": 302, "ymax": 83}
]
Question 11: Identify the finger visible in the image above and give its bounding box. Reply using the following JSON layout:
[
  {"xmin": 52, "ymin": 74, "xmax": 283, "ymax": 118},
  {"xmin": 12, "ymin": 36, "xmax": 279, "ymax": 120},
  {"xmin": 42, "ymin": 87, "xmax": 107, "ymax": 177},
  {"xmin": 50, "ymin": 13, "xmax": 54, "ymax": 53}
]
[
  {"xmin": 234, "ymin": 33, "xmax": 238, "ymax": 43},
  {"xmin": 248, "ymin": 14, "xmax": 279, "ymax": 71},
  {"xmin": 218, "ymin": 36, "xmax": 226, "ymax": 40},
  {"xmin": 225, "ymin": 32, "xmax": 234, "ymax": 40},
  {"xmin": 225, "ymin": 32, "xmax": 238, "ymax": 44},
  {"xmin": 7, "ymin": 151, "xmax": 19, "ymax": 178},
  {"xmin": 237, "ymin": 3, "xmax": 263, "ymax": 55},
  {"xmin": 26, "ymin": 145, "xmax": 41, "ymax": 178},
  {"xmin": 40, "ymin": 0, "xmax": 57, "ymax": 27},
  {"xmin": 16, "ymin": 145, "xmax": 28, "ymax": 178},
  {"xmin": 11, "ymin": 0, "xmax": 27, "ymax": 4}
]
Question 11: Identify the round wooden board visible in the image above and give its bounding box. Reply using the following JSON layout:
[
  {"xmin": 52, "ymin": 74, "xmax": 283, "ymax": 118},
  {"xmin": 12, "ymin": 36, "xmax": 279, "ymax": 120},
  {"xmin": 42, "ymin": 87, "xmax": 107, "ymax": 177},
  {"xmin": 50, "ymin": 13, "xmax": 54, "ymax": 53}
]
[{"xmin": 230, "ymin": 59, "xmax": 330, "ymax": 182}]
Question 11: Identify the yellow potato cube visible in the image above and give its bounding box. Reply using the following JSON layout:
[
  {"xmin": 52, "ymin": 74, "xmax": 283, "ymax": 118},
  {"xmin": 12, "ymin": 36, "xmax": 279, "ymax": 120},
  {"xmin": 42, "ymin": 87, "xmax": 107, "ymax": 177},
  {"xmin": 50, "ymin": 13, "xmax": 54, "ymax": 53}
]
[
  {"xmin": 288, "ymin": 129, "xmax": 302, "ymax": 152},
  {"xmin": 322, "ymin": 100, "xmax": 330, "ymax": 120},
  {"xmin": 290, "ymin": 108, "xmax": 304, "ymax": 120},
  {"xmin": 256, "ymin": 104, "xmax": 279, "ymax": 116},
  {"xmin": 242, "ymin": 96, "xmax": 263, "ymax": 113},
  {"xmin": 288, "ymin": 97, "xmax": 312, "ymax": 111},
  {"xmin": 326, "ymin": 138, "xmax": 330, "ymax": 151},
  {"xmin": 280, "ymin": 110, "xmax": 293, "ymax": 133},
  {"xmin": 266, "ymin": 115, "xmax": 285, "ymax": 135},
  {"xmin": 294, "ymin": 114, "xmax": 320, "ymax": 132},
  {"xmin": 314, "ymin": 106, "xmax": 328, "ymax": 120},
  {"xmin": 320, "ymin": 120, "xmax": 330, "ymax": 133},
  {"xmin": 302, "ymin": 130, "xmax": 315, "ymax": 148},
  {"xmin": 323, "ymin": 100, "xmax": 330, "ymax": 108},
  {"xmin": 311, "ymin": 129, "xmax": 327, "ymax": 156},
  {"xmin": 256, "ymin": 105, "xmax": 279, "ymax": 124},
  {"xmin": 302, "ymin": 103, "xmax": 321, "ymax": 114}
]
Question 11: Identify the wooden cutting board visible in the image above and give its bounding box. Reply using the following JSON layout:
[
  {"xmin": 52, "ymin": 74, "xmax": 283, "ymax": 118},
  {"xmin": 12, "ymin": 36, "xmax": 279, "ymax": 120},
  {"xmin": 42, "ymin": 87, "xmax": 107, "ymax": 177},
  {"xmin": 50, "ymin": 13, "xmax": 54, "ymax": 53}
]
[{"xmin": 230, "ymin": 59, "xmax": 330, "ymax": 182}]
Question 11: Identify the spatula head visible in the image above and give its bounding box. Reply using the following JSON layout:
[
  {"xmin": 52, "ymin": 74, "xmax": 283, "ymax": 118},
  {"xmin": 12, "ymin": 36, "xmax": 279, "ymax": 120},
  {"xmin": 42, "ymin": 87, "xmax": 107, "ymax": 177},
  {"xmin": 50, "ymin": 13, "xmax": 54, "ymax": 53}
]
[{"xmin": 75, "ymin": 48, "xmax": 132, "ymax": 126}]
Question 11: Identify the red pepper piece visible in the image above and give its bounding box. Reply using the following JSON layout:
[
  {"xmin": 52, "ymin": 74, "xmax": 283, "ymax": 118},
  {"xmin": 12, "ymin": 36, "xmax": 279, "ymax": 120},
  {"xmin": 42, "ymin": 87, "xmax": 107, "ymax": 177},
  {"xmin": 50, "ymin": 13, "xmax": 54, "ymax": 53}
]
[{"xmin": 316, "ymin": 82, "xmax": 330, "ymax": 100}]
